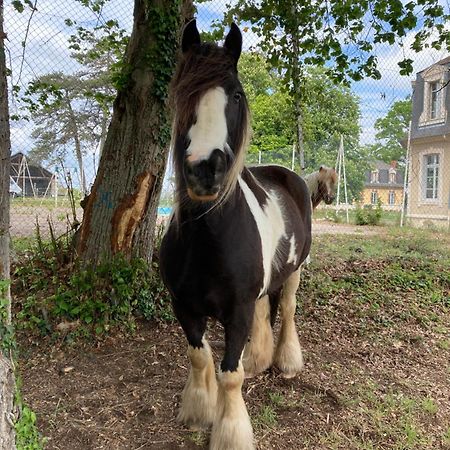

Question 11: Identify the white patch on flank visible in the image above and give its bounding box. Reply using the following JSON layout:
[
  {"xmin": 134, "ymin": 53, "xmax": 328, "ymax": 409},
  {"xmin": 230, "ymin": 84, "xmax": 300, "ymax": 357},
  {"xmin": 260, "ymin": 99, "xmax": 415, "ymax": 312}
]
[
  {"xmin": 187, "ymin": 87, "xmax": 228, "ymax": 162},
  {"xmin": 287, "ymin": 234, "xmax": 297, "ymax": 266},
  {"xmin": 238, "ymin": 176, "xmax": 286, "ymax": 297}
]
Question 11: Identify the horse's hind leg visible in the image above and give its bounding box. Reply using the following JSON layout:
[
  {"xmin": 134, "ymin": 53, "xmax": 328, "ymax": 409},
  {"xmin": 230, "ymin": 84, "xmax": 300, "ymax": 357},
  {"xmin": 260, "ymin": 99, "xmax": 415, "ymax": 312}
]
[
  {"xmin": 274, "ymin": 268, "xmax": 304, "ymax": 378},
  {"xmin": 176, "ymin": 313, "xmax": 217, "ymax": 430},
  {"xmin": 211, "ymin": 305, "xmax": 255, "ymax": 450},
  {"xmin": 243, "ymin": 295, "xmax": 274, "ymax": 378}
]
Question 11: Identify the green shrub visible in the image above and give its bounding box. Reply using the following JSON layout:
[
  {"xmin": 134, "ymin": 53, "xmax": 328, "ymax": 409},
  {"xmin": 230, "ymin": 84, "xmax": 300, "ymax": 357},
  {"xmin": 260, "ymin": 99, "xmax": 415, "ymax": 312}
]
[
  {"xmin": 13, "ymin": 237, "xmax": 173, "ymax": 337},
  {"xmin": 355, "ymin": 200, "xmax": 383, "ymax": 226}
]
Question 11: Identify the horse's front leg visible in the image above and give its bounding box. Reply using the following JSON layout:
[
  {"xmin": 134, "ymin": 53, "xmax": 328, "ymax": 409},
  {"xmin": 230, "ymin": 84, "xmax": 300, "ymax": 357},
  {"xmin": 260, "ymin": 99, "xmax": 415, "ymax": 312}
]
[
  {"xmin": 175, "ymin": 311, "xmax": 217, "ymax": 430},
  {"xmin": 274, "ymin": 268, "xmax": 304, "ymax": 378},
  {"xmin": 210, "ymin": 303, "xmax": 255, "ymax": 450}
]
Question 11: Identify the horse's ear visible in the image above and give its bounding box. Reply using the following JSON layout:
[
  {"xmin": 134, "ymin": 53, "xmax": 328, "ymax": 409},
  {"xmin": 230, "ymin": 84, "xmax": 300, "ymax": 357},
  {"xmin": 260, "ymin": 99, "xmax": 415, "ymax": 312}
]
[
  {"xmin": 182, "ymin": 19, "xmax": 201, "ymax": 53},
  {"xmin": 224, "ymin": 23, "xmax": 242, "ymax": 65}
]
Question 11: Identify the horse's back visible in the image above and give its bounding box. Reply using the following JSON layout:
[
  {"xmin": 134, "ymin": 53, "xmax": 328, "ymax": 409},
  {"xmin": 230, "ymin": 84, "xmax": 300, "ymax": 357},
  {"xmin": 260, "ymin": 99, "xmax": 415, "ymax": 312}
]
[
  {"xmin": 248, "ymin": 164, "xmax": 312, "ymax": 285},
  {"xmin": 249, "ymin": 165, "xmax": 311, "ymax": 228}
]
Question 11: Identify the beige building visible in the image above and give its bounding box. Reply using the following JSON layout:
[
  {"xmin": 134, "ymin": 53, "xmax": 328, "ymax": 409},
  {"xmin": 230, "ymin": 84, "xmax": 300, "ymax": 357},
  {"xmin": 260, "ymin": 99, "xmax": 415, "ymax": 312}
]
[
  {"xmin": 362, "ymin": 161, "xmax": 404, "ymax": 211},
  {"xmin": 407, "ymin": 57, "xmax": 450, "ymax": 228}
]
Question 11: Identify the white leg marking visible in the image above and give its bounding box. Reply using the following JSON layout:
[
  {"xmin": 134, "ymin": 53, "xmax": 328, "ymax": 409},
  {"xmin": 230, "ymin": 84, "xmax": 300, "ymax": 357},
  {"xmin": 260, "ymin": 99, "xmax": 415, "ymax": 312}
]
[
  {"xmin": 243, "ymin": 295, "xmax": 274, "ymax": 378},
  {"xmin": 187, "ymin": 87, "xmax": 228, "ymax": 162},
  {"xmin": 238, "ymin": 176, "xmax": 285, "ymax": 296},
  {"xmin": 178, "ymin": 339, "xmax": 218, "ymax": 430},
  {"xmin": 275, "ymin": 268, "xmax": 304, "ymax": 378},
  {"xmin": 210, "ymin": 362, "xmax": 254, "ymax": 450}
]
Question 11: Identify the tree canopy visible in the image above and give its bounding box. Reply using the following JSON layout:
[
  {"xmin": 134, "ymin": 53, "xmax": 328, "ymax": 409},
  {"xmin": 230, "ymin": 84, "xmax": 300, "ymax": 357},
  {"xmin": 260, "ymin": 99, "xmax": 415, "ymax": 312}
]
[
  {"xmin": 238, "ymin": 53, "xmax": 368, "ymax": 200},
  {"xmin": 371, "ymin": 98, "xmax": 412, "ymax": 163},
  {"xmin": 206, "ymin": 0, "xmax": 450, "ymax": 83}
]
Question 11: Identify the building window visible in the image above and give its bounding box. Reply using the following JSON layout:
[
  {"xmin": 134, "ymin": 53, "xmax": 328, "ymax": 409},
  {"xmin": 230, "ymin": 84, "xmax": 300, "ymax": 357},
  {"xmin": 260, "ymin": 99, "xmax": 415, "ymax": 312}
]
[
  {"xmin": 430, "ymin": 82, "xmax": 441, "ymax": 119},
  {"xmin": 423, "ymin": 153, "xmax": 439, "ymax": 200},
  {"xmin": 371, "ymin": 191, "xmax": 378, "ymax": 205},
  {"xmin": 388, "ymin": 191, "xmax": 395, "ymax": 205},
  {"xmin": 371, "ymin": 170, "xmax": 379, "ymax": 183},
  {"xmin": 389, "ymin": 171, "xmax": 396, "ymax": 183}
]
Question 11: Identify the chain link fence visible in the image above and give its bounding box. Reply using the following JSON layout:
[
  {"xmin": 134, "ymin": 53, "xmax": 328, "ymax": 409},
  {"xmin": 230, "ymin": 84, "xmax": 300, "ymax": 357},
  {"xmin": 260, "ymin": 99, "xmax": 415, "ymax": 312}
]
[{"xmin": 5, "ymin": 0, "xmax": 450, "ymax": 238}]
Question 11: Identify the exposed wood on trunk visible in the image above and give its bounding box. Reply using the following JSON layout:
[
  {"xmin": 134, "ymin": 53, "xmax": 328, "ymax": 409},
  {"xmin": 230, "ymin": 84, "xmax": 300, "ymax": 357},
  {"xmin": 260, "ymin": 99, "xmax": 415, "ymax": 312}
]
[
  {"xmin": 111, "ymin": 171, "xmax": 155, "ymax": 255},
  {"xmin": 0, "ymin": 1, "xmax": 17, "ymax": 446}
]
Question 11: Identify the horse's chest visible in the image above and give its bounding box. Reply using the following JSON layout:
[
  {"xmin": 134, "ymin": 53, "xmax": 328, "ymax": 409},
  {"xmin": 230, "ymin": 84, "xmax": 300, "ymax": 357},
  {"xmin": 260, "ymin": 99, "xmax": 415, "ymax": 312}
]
[{"xmin": 160, "ymin": 224, "xmax": 264, "ymax": 300}]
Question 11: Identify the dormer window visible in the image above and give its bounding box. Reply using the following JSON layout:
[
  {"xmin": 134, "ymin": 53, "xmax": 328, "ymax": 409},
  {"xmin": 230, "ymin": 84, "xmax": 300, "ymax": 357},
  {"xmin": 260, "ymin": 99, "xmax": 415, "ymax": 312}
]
[
  {"xmin": 430, "ymin": 82, "xmax": 442, "ymax": 119},
  {"xmin": 371, "ymin": 170, "xmax": 379, "ymax": 183},
  {"xmin": 418, "ymin": 64, "xmax": 447, "ymax": 126},
  {"xmin": 389, "ymin": 170, "xmax": 396, "ymax": 184}
]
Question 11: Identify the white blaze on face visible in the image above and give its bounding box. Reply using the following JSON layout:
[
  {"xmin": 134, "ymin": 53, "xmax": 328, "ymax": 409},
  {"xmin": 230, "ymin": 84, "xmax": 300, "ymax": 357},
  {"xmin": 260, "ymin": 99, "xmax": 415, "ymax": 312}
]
[
  {"xmin": 186, "ymin": 87, "xmax": 228, "ymax": 163},
  {"xmin": 238, "ymin": 176, "xmax": 286, "ymax": 297}
]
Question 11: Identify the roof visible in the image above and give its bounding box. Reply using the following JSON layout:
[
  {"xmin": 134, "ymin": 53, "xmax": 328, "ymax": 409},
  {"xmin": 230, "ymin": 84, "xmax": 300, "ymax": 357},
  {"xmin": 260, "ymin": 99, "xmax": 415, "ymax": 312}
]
[
  {"xmin": 417, "ymin": 56, "xmax": 450, "ymax": 74},
  {"xmin": 10, "ymin": 153, "xmax": 54, "ymax": 179},
  {"xmin": 364, "ymin": 161, "xmax": 404, "ymax": 188}
]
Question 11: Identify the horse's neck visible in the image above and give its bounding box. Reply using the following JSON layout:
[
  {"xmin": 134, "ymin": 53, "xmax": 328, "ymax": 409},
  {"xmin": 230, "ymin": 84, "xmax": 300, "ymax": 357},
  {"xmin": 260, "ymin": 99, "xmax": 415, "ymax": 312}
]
[{"xmin": 304, "ymin": 171, "xmax": 321, "ymax": 209}]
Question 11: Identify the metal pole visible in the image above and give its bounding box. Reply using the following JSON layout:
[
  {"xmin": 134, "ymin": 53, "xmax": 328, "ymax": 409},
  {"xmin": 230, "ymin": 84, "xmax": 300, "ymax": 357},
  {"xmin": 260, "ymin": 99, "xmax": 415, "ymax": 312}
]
[
  {"xmin": 400, "ymin": 121, "xmax": 412, "ymax": 227},
  {"xmin": 336, "ymin": 140, "xmax": 342, "ymax": 214},
  {"xmin": 341, "ymin": 135, "xmax": 350, "ymax": 224},
  {"xmin": 291, "ymin": 143, "xmax": 295, "ymax": 171}
]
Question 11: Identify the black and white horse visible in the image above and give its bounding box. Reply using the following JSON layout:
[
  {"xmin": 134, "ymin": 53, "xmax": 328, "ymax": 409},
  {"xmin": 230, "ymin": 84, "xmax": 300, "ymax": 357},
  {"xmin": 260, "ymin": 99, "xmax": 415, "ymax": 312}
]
[{"xmin": 159, "ymin": 21, "xmax": 311, "ymax": 450}]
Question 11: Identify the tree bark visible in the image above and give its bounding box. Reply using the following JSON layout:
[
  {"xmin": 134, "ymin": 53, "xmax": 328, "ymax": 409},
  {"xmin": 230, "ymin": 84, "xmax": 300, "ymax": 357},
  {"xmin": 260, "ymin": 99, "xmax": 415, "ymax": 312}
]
[
  {"xmin": 0, "ymin": 0, "xmax": 17, "ymax": 446},
  {"xmin": 77, "ymin": 0, "xmax": 190, "ymax": 264}
]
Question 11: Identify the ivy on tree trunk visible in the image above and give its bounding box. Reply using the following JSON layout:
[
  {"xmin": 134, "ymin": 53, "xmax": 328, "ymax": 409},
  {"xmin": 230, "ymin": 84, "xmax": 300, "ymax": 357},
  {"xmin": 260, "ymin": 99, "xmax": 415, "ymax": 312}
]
[{"xmin": 77, "ymin": 0, "xmax": 193, "ymax": 264}]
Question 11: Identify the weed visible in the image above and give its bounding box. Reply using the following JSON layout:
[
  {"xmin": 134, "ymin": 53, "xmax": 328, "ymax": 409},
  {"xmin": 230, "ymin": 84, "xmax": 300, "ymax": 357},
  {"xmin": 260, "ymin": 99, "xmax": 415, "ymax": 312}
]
[
  {"xmin": 253, "ymin": 404, "xmax": 277, "ymax": 429},
  {"xmin": 15, "ymin": 378, "xmax": 46, "ymax": 450},
  {"xmin": 268, "ymin": 392, "xmax": 284, "ymax": 407},
  {"xmin": 189, "ymin": 431, "xmax": 207, "ymax": 446},
  {"xmin": 13, "ymin": 233, "xmax": 173, "ymax": 338},
  {"xmin": 443, "ymin": 427, "xmax": 450, "ymax": 446},
  {"xmin": 421, "ymin": 397, "xmax": 438, "ymax": 415}
]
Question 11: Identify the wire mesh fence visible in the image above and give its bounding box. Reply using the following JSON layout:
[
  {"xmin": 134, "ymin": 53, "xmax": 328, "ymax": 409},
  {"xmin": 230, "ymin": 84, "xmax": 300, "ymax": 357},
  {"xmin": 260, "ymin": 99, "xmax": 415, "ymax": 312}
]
[{"xmin": 4, "ymin": 0, "xmax": 450, "ymax": 238}]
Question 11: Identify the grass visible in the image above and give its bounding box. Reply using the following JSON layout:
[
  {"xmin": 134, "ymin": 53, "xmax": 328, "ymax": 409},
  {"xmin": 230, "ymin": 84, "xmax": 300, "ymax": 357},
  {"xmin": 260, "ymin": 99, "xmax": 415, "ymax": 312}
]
[
  {"xmin": 290, "ymin": 228, "xmax": 450, "ymax": 450},
  {"xmin": 312, "ymin": 207, "xmax": 402, "ymax": 226}
]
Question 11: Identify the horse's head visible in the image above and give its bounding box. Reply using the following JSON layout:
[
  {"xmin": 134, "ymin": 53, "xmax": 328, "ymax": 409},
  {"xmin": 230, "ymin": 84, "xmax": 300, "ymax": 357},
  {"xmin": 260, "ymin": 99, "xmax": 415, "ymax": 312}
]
[
  {"xmin": 318, "ymin": 165, "xmax": 337, "ymax": 204},
  {"xmin": 171, "ymin": 20, "xmax": 249, "ymax": 203}
]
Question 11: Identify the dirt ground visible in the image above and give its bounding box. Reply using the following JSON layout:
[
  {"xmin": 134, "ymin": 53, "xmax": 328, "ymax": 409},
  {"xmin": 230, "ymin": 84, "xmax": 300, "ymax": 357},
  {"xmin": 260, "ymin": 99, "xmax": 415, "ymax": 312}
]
[{"xmin": 18, "ymin": 293, "xmax": 450, "ymax": 449}]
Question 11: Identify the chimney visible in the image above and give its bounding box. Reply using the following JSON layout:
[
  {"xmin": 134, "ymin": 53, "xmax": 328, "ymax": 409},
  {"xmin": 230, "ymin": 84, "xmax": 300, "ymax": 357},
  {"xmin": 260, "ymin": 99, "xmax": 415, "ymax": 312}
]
[{"xmin": 390, "ymin": 161, "xmax": 397, "ymax": 169}]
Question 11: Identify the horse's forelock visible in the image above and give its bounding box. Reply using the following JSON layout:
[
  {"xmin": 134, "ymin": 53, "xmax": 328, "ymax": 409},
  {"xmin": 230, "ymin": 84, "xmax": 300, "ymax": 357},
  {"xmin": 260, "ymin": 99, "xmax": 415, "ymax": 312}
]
[{"xmin": 171, "ymin": 43, "xmax": 237, "ymax": 135}]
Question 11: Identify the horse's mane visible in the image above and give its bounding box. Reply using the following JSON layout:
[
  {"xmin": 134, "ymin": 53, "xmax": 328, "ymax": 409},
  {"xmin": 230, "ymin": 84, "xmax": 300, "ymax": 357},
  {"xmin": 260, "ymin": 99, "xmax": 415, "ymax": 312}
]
[
  {"xmin": 304, "ymin": 171, "xmax": 321, "ymax": 197},
  {"xmin": 170, "ymin": 42, "xmax": 251, "ymax": 213}
]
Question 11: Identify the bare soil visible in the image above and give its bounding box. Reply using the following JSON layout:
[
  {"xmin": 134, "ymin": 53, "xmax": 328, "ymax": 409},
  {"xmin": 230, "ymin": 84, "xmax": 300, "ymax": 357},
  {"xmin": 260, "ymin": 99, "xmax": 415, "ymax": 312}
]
[{"xmin": 18, "ymin": 280, "xmax": 450, "ymax": 450}]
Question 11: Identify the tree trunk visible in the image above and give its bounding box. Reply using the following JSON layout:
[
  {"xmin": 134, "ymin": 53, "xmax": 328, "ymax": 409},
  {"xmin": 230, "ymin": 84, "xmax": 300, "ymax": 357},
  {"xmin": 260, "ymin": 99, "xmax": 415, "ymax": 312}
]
[
  {"xmin": 66, "ymin": 95, "xmax": 87, "ymax": 194},
  {"xmin": 77, "ymin": 0, "xmax": 190, "ymax": 264},
  {"xmin": 290, "ymin": 3, "xmax": 305, "ymax": 175},
  {"xmin": 0, "ymin": 1, "xmax": 17, "ymax": 446}
]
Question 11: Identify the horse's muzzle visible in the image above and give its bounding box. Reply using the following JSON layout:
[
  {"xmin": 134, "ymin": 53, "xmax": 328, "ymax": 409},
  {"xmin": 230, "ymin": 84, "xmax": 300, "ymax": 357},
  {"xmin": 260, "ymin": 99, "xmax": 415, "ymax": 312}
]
[
  {"xmin": 324, "ymin": 195, "xmax": 335, "ymax": 204},
  {"xmin": 184, "ymin": 149, "xmax": 226, "ymax": 202}
]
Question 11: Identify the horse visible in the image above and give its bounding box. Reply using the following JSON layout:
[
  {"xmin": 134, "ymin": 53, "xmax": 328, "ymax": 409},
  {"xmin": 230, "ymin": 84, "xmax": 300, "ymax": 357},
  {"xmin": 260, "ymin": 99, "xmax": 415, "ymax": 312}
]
[
  {"xmin": 304, "ymin": 165, "xmax": 338, "ymax": 210},
  {"xmin": 159, "ymin": 21, "xmax": 312, "ymax": 450}
]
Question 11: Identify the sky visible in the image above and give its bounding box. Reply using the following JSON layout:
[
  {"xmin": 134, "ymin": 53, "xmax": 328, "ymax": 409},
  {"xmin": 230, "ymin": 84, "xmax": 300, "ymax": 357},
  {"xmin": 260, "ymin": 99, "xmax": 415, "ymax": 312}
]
[{"xmin": 4, "ymin": 0, "xmax": 449, "ymax": 188}]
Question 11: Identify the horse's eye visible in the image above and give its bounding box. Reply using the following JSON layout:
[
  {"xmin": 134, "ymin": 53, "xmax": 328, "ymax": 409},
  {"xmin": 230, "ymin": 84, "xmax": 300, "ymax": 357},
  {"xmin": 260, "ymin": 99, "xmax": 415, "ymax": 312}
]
[{"xmin": 233, "ymin": 92, "xmax": 242, "ymax": 102}]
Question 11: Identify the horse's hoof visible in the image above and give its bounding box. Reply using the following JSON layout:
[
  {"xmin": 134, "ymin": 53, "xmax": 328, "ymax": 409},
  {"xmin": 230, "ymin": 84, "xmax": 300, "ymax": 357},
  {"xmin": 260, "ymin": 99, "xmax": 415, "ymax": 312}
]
[{"xmin": 280, "ymin": 371, "xmax": 297, "ymax": 379}]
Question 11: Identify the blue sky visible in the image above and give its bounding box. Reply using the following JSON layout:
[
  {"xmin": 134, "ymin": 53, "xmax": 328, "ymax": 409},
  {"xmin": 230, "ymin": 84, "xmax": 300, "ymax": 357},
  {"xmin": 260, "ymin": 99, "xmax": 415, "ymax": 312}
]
[{"xmin": 4, "ymin": 0, "xmax": 449, "ymax": 188}]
